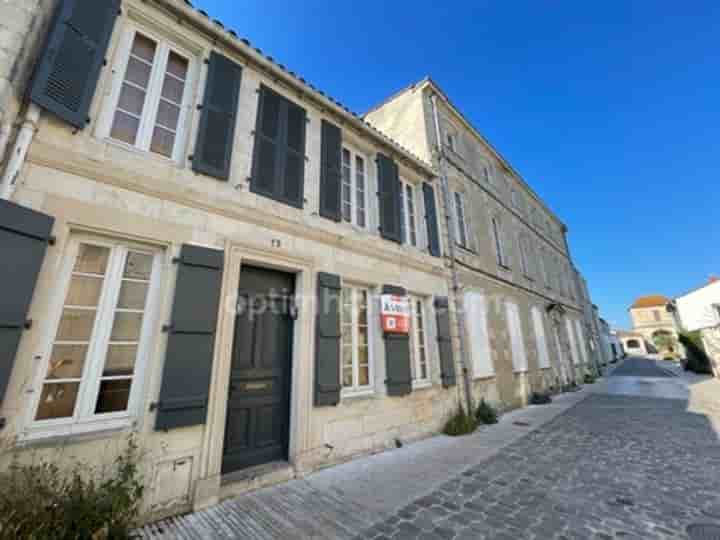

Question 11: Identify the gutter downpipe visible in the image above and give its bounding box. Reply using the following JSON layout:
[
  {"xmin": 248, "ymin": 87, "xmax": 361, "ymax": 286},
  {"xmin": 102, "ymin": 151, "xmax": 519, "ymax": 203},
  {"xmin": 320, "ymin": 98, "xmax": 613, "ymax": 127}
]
[
  {"xmin": 429, "ymin": 92, "xmax": 474, "ymax": 416},
  {"xmin": 0, "ymin": 103, "xmax": 40, "ymax": 200}
]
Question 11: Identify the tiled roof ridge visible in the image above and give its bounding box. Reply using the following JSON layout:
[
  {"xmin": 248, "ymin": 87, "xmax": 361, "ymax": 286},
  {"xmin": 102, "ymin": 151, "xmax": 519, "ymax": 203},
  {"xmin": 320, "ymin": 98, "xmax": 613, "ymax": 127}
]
[{"xmin": 163, "ymin": 0, "xmax": 433, "ymax": 173}]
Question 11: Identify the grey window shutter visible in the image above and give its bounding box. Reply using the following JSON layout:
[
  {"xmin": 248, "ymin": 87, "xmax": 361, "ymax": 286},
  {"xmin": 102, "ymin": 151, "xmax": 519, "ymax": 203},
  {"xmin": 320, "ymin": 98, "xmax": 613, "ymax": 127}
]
[
  {"xmin": 319, "ymin": 120, "xmax": 342, "ymax": 221},
  {"xmin": 377, "ymin": 154, "xmax": 402, "ymax": 243},
  {"xmin": 434, "ymin": 297, "xmax": 456, "ymax": 388},
  {"xmin": 155, "ymin": 245, "xmax": 224, "ymax": 431},
  {"xmin": 251, "ymin": 86, "xmax": 306, "ymax": 209},
  {"xmin": 29, "ymin": 0, "xmax": 120, "ymax": 129},
  {"xmin": 192, "ymin": 52, "xmax": 242, "ymax": 181},
  {"xmin": 0, "ymin": 200, "xmax": 54, "ymax": 405},
  {"xmin": 423, "ymin": 182, "xmax": 441, "ymax": 257},
  {"xmin": 315, "ymin": 272, "xmax": 341, "ymax": 406},
  {"xmin": 382, "ymin": 285, "xmax": 412, "ymax": 397}
]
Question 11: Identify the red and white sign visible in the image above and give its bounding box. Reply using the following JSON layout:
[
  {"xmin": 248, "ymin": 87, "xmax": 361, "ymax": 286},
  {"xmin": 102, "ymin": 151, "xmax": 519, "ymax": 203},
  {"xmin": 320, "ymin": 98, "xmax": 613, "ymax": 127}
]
[{"xmin": 380, "ymin": 294, "xmax": 410, "ymax": 334}]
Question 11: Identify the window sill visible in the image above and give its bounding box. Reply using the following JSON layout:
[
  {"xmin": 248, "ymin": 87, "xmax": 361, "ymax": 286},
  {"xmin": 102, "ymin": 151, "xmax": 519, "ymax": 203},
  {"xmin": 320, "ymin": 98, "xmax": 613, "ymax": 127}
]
[
  {"xmin": 471, "ymin": 373, "xmax": 496, "ymax": 382},
  {"xmin": 498, "ymin": 263, "xmax": 511, "ymax": 271},
  {"xmin": 341, "ymin": 388, "xmax": 376, "ymax": 401},
  {"xmin": 456, "ymin": 243, "xmax": 477, "ymax": 255},
  {"xmin": 17, "ymin": 418, "xmax": 135, "ymax": 448},
  {"xmin": 104, "ymin": 137, "xmax": 180, "ymax": 168},
  {"xmin": 412, "ymin": 380, "xmax": 432, "ymax": 391}
]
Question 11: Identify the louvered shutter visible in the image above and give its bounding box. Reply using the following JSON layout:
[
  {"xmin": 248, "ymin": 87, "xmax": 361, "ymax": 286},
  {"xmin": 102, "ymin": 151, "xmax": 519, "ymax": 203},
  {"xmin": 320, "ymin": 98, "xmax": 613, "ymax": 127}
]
[
  {"xmin": 0, "ymin": 200, "xmax": 54, "ymax": 404},
  {"xmin": 281, "ymin": 100, "xmax": 306, "ymax": 207},
  {"xmin": 30, "ymin": 0, "xmax": 120, "ymax": 128},
  {"xmin": 377, "ymin": 154, "xmax": 402, "ymax": 243},
  {"xmin": 434, "ymin": 297, "xmax": 456, "ymax": 388},
  {"xmin": 193, "ymin": 52, "xmax": 242, "ymax": 180},
  {"xmin": 155, "ymin": 245, "xmax": 224, "ymax": 430},
  {"xmin": 423, "ymin": 182, "xmax": 441, "ymax": 257},
  {"xmin": 383, "ymin": 285, "xmax": 412, "ymax": 396},
  {"xmin": 319, "ymin": 120, "xmax": 342, "ymax": 221},
  {"xmin": 315, "ymin": 272, "xmax": 342, "ymax": 406}
]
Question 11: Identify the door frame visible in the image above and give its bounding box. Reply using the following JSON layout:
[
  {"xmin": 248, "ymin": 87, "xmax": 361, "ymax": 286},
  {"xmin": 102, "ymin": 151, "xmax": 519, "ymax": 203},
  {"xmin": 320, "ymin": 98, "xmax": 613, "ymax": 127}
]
[{"xmin": 197, "ymin": 241, "xmax": 315, "ymax": 498}]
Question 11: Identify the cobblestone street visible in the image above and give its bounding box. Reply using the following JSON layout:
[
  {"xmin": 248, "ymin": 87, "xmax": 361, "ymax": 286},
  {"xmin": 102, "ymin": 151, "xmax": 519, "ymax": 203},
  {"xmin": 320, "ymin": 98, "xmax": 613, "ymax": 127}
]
[{"xmin": 140, "ymin": 359, "xmax": 720, "ymax": 539}]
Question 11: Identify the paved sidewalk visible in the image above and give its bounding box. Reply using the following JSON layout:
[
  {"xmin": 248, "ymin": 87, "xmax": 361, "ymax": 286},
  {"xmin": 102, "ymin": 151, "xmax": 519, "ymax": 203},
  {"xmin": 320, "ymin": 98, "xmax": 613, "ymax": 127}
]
[{"xmin": 138, "ymin": 390, "xmax": 591, "ymax": 539}]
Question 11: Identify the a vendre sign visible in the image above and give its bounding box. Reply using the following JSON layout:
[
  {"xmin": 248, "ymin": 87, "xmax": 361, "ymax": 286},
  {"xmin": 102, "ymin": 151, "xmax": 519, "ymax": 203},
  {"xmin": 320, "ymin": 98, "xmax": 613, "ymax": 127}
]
[{"xmin": 380, "ymin": 294, "xmax": 410, "ymax": 334}]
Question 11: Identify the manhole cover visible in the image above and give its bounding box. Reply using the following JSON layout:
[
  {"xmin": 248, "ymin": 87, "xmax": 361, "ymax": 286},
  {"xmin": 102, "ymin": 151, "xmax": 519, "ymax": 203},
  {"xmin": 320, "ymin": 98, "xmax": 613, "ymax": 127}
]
[{"xmin": 688, "ymin": 524, "xmax": 720, "ymax": 540}]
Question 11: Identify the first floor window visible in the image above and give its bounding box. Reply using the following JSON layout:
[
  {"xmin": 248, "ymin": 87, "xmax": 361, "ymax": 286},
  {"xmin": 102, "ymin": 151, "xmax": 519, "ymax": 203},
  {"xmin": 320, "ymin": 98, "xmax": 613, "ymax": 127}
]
[
  {"xmin": 109, "ymin": 29, "xmax": 192, "ymax": 159},
  {"xmin": 341, "ymin": 148, "xmax": 367, "ymax": 227},
  {"xmin": 519, "ymin": 235, "xmax": 530, "ymax": 277},
  {"xmin": 400, "ymin": 180, "xmax": 419, "ymax": 247},
  {"xmin": 454, "ymin": 192, "xmax": 468, "ymax": 248},
  {"xmin": 341, "ymin": 286, "xmax": 372, "ymax": 393},
  {"xmin": 33, "ymin": 237, "xmax": 161, "ymax": 431},
  {"xmin": 492, "ymin": 217, "xmax": 505, "ymax": 266},
  {"xmin": 410, "ymin": 297, "xmax": 430, "ymax": 386}
]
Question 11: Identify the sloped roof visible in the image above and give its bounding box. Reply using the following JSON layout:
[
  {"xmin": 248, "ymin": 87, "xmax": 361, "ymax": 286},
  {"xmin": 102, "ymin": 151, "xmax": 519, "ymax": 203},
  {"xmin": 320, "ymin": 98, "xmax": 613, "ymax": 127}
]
[{"xmin": 630, "ymin": 295, "xmax": 670, "ymax": 309}]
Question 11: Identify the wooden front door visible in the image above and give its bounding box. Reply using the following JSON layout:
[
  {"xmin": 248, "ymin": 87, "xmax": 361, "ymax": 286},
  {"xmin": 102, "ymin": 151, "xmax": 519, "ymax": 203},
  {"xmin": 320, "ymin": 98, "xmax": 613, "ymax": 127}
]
[{"xmin": 222, "ymin": 265, "xmax": 295, "ymax": 474}]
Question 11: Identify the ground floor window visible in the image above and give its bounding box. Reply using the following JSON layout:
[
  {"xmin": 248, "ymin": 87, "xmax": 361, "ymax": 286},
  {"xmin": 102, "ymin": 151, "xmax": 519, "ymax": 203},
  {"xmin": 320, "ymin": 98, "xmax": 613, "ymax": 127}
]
[
  {"xmin": 409, "ymin": 296, "xmax": 430, "ymax": 387},
  {"xmin": 30, "ymin": 236, "xmax": 162, "ymax": 436},
  {"xmin": 341, "ymin": 285, "xmax": 373, "ymax": 395}
]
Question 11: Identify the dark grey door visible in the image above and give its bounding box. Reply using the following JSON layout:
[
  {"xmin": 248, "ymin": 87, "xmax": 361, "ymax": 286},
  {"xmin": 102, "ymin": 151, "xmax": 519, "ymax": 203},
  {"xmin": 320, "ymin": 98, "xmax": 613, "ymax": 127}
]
[{"xmin": 222, "ymin": 265, "xmax": 295, "ymax": 474}]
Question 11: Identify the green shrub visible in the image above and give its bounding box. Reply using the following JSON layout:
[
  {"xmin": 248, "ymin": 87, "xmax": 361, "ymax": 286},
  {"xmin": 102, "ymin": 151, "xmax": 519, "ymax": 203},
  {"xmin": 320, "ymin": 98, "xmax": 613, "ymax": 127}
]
[
  {"xmin": 476, "ymin": 399, "xmax": 499, "ymax": 425},
  {"xmin": 442, "ymin": 405, "xmax": 478, "ymax": 436},
  {"xmin": 679, "ymin": 332, "xmax": 713, "ymax": 374},
  {"xmin": 530, "ymin": 391, "xmax": 552, "ymax": 405},
  {"xmin": 0, "ymin": 437, "xmax": 144, "ymax": 540},
  {"xmin": 584, "ymin": 372, "xmax": 596, "ymax": 384}
]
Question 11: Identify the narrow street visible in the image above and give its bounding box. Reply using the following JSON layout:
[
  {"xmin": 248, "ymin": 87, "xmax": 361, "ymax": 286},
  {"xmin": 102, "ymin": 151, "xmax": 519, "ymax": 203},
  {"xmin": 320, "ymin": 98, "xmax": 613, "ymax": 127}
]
[{"xmin": 140, "ymin": 358, "xmax": 720, "ymax": 540}]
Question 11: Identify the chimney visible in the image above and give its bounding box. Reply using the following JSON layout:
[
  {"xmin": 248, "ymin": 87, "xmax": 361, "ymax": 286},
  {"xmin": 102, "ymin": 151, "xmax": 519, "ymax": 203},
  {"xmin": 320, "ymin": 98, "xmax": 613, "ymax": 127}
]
[{"xmin": 710, "ymin": 275, "xmax": 719, "ymax": 284}]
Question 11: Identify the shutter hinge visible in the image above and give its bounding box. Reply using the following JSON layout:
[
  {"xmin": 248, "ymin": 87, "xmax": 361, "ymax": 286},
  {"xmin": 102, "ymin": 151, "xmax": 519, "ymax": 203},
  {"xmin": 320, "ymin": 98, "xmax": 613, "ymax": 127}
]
[
  {"xmin": 188, "ymin": 155, "xmax": 194, "ymax": 161},
  {"xmin": 103, "ymin": 58, "xmax": 108, "ymax": 66},
  {"xmin": 48, "ymin": 235, "xmax": 56, "ymax": 246},
  {"xmin": 162, "ymin": 323, "xmax": 173, "ymax": 333},
  {"xmin": 24, "ymin": 320, "xmax": 32, "ymax": 330},
  {"xmin": 204, "ymin": 58, "xmax": 210, "ymax": 65},
  {"xmin": 149, "ymin": 402, "xmax": 159, "ymax": 412},
  {"xmin": 196, "ymin": 104, "xmax": 203, "ymax": 110},
  {"xmin": 0, "ymin": 418, "xmax": 5, "ymax": 430},
  {"xmin": 172, "ymin": 257, "xmax": 181, "ymax": 264}
]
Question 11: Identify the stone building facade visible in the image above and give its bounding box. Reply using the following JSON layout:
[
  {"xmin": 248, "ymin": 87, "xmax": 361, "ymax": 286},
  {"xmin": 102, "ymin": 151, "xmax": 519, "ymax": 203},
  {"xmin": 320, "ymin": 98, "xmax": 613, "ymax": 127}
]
[
  {"xmin": 0, "ymin": 0, "xmax": 594, "ymax": 520},
  {"xmin": 629, "ymin": 295, "xmax": 680, "ymax": 355}
]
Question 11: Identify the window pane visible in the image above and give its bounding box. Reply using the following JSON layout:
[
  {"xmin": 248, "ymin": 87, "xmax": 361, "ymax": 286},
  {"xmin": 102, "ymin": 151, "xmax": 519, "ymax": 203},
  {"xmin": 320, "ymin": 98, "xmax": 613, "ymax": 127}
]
[
  {"xmin": 358, "ymin": 326, "xmax": 368, "ymax": 346},
  {"xmin": 95, "ymin": 379, "xmax": 132, "ymax": 414},
  {"xmin": 56, "ymin": 308, "xmax": 97, "ymax": 341},
  {"xmin": 131, "ymin": 33, "xmax": 156, "ymax": 63},
  {"xmin": 103, "ymin": 345, "xmax": 138, "ymax": 376},
  {"xmin": 156, "ymin": 100, "xmax": 180, "ymax": 130},
  {"xmin": 150, "ymin": 126, "xmax": 175, "ymax": 158},
  {"xmin": 358, "ymin": 364, "xmax": 369, "ymax": 386},
  {"xmin": 124, "ymin": 252, "xmax": 153, "ymax": 280},
  {"xmin": 166, "ymin": 51, "xmax": 188, "ymax": 80},
  {"xmin": 342, "ymin": 149, "xmax": 351, "ymax": 222},
  {"xmin": 36, "ymin": 382, "xmax": 79, "ymax": 420},
  {"xmin": 161, "ymin": 74, "xmax": 185, "ymax": 104},
  {"xmin": 66, "ymin": 275, "xmax": 103, "ymax": 307},
  {"xmin": 126, "ymin": 56, "xmax": 152, "ymax": 88},
  {"xmin": 117, "ymin": 280, "xmax": 149, "ymax": 310},
  {"xmin": 74, "ymin": 245, "xmax": 110, "ymax": 275},
  {"xmin": 117, "ymin": 83, "xmax": 146, "ymax": 116},
  {"xmin": 342, "ymin": 347, "xmax": 353, "ymax": 387},
  {"xmin": 110, "ymin": 111, "xmax": 141, "ymax": 145},
  {"xmin": 46, "ymin": 344, "xmax": 88, "ymax": 379},
  {"xmin": 110, "ymin": 312, "xmax": 144, "ymax": 341}
]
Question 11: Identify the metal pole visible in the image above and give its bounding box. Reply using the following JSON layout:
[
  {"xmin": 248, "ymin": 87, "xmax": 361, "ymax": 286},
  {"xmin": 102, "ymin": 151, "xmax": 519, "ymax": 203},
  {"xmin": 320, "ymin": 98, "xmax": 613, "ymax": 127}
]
[{"xmin": 429, "ymin": 93, "xmax": 474, "ymax": 416}]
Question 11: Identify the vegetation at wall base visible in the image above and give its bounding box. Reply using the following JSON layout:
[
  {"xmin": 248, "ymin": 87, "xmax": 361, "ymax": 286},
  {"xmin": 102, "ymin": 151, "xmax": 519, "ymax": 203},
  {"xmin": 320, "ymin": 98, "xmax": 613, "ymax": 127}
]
[
  {"xmin": 476, "ymin": 399, "xmax": 499, "ymax": 424},
  {"xmin": 529, "ymin": 391, "xmax": 552, "ymax": 405},
  {"xmin": 679, "ymin": 331, "xmax": 713, "ymax": 374},
  {"xmin": 584, "ymin": 372, "xmax": 596, "ymax": 384},
  {"xmin": 0, "ymin": 437, "xmax": 144, "ymax": 540},
  {"xmin": 443, "ymin": 404, "xmax": 478, "ymax": 436}
]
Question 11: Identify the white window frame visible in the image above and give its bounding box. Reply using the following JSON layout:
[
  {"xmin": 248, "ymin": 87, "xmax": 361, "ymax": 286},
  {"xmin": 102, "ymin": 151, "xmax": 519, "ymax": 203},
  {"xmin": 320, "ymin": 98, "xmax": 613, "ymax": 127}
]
[
  {"xmin": 505, "ymin": 301, "xmax": 528, "ymax": 373},
  {"xmin": 483, "ymin": 165, "xmax": 493, "ymax": 185},
  {"xmin": 531, "ymin": 307, "xmax": 551, "ymax": 369},
  {"xmin": 446, "ymin": 132, "xmax": 456, "ymax": 152},
  {"xmin": 454, "ymin": 191, "xmax": 469, "ymax": 249},
  {"xmin": 519, "ymin": 234, "xmax": 530, "ymax": 277},
  {"xmin": 511, "ymin": 188, "xmax": 519, "ymax": 209},
  {"xmin": 492, "ymin": 216, "xmax": 506, "ymax": 267},
  {"xmin": 399, "ymin": 179, "xmax": 421, "ymax": 248},
  {"xmin": 465, "ymin": 291, "xmax": 494, "ymax": 379},
  {"xmin": 566, "ymin": 318, "xmax": 581, "ymax": 366},
  {"xmin": 340, "ymin": 285, "xmax": 374, "ymax": 397},
  {"xmin": 22, "ymin": 234, "xmax": 164, "ymax": 441},
  {"xmin": 341, "ymin": 146, "xmax": 369, "ymax": 229},
  {"xmin": 409, "ymin": 296, "xmax": 431, "ymax": 388},
  {"xmin": 97, "ymin": 24, "xmax": 197, "ymax": 163}
]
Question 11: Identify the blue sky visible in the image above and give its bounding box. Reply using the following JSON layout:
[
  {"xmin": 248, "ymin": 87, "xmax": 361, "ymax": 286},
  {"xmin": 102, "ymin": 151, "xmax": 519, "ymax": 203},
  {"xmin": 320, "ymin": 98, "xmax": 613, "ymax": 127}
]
[{"xmin": 195, "ymin": 0, "xmax": 719, "ymax": 328}]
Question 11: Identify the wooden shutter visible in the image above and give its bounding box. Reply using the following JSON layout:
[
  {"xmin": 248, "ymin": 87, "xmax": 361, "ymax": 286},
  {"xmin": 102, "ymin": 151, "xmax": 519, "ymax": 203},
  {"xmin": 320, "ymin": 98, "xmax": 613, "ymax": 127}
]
[
  {"xmin": 319, "ymin": 120, "xmax": 342, "ymax": 221},
  {"xmin": 251, "ymin": 86, "xmax": 306, "ymax": 209},
  {"xmin": 383, "ymin": 285, "xmax": 412, "ymax": 396},
  {"xmin": 29, "ymin": 0, "xmax": 120, "ymax": 128},
  {"xmin": 193, "ymin": 52, "xmax": 242, "ymax": 180},
  {"xmin": 0, "ymin": 200, "xmax": 54, "ymax": 404},
  {"xmin": 155, "ymin": 245, "xmax": 224, "ymax": 430},
  {"xmin": 377, "ymin": 154, "xmax": 402, "ymax": 243},
  {"xmin": 423, "ymin": 182, "xmax": 441, "ymax": 257},
  {"xmin": 315, "ymin": 272, "xmax": 341, "ymax": 406},
  {"xmin": 434, "ymin": 297, "xmax": 456, "ymax": 388}
]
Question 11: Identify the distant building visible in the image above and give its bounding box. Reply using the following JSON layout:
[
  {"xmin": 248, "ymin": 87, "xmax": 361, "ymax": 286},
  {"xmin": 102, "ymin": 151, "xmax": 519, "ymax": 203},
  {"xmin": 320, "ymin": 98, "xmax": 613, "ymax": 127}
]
[
  {"xmin": 629, "ymin": 295, "xmax": 680, "ymax": 356},
  {"xmin": 617, "ymin": 330, "xmax": 648, "ymax": 356}
]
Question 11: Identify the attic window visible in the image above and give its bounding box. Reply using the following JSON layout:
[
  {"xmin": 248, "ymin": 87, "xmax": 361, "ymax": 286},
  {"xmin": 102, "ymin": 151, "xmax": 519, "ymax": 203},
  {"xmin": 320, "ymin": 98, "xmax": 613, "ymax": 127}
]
[{"xmin": 446, "ymin": 132, "xmax": 456, "ymax": 152}]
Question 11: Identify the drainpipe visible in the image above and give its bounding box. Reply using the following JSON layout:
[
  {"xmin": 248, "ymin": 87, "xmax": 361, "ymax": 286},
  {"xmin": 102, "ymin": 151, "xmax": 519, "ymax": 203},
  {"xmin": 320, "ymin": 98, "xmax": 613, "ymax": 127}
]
[
  {"xmin": 0, "ymin": 104, "xmax": 40, "ymax": 200},
  {"xmin": 429, "ymin": 93, "xmax": 474, "ymax": 416}
]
